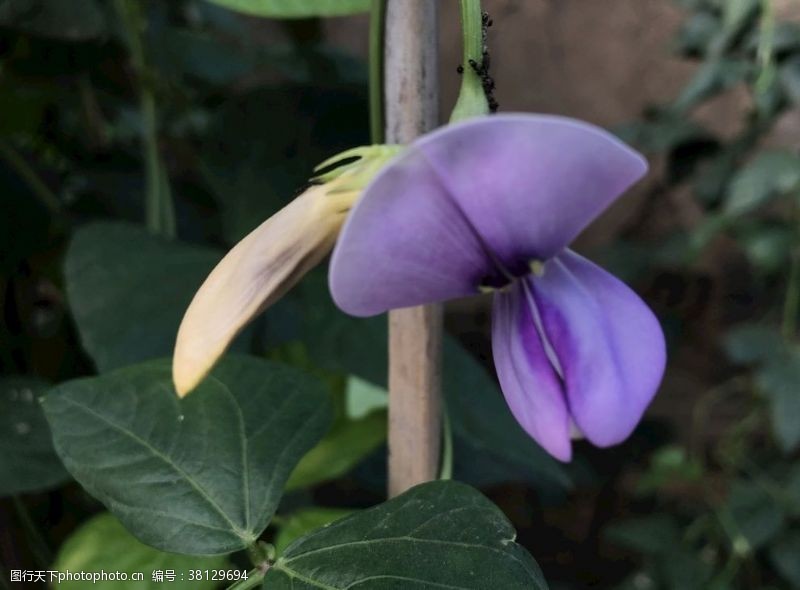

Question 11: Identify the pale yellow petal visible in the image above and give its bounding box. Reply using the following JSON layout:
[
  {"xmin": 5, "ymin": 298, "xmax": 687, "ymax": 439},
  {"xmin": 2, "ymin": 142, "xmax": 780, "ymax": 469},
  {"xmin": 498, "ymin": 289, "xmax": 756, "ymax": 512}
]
[{"xmin": 173, "ymin": 184, "xmax": 354, "ymax": 396}]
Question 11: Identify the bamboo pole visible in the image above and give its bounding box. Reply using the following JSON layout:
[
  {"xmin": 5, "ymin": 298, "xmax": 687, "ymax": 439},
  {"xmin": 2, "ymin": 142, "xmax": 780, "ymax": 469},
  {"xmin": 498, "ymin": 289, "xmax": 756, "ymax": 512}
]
[{"xmin": 384, "ymin": 0, "xmax": 441, "ymax": 498}]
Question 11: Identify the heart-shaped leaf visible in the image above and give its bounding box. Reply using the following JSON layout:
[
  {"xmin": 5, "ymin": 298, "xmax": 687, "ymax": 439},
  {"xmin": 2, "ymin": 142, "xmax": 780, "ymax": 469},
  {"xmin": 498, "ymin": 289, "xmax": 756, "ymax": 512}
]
[
  {"xmin": 0, "ymin": 377, "xmax": 69, "ymax": 496},
  {"xmin": 42, "ymin": 355, "xmax": 331, "ymax": 555},
  {"xmin": 266, "ymin": 480, "xmax": 548, "ymax": 589},
  {"xmin": 204, "ymin": 0, "xmax": 370, "ymax": 19},
  {"xmin": 53, "ymin": 513, "xmax": 228, "ymax": 590}
]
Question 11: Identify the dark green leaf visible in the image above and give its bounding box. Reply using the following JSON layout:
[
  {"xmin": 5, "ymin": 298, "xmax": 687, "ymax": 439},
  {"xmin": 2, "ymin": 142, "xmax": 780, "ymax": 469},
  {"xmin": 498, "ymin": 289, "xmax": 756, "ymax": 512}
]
[
  {"xmin": 674, "ymin": 11, "xmax": 720, "ymax": 56},
  {"xmin": 756, "ymin": 354, "xmax": 800, "ymax": 452},
  {"xmin": 615, "ymin": 117, "xmax": 711, "ymax": 154},
  {"xmin": 42, "ymin": 356, "xmax": 332, "ymax": 554},
  {"xmin": 53, "ymin": 513, "xmax": 227, "ymax": 589},
  {"xmin": 265, "ymin": 481, "xmax": 548, "ymax": 589},
  {"xmin": 780, "ymin": 56, "xmax": 800, "ymax": 105},
  {"xmin": 274, "ymin": 508, "xmax": 354, "ymax": 555},
  {"xmin": 286, "ymin": 410, "xmax": 386, "ymax": 491},
  {"xmin": 604, "ymin": 514, "xmax": 682, "ymax": 555},
  {"xmin": 203, "ymin": 0, "xmax": 370, "ymax": 18},
  {"xmin": 737, "ymin": 224, "xmax": 793, "ymax": 273},
  {"xmin": 787, "ymin": 464, "xmax": 800, "ymax": 516},
  {"xmin": 723, "ymin": 323, "xmax": 786, "ymax": 365},
  {"xmin": 725, "ymin": 480, "xmax": 785, "ymax": 550},
  {"xmin": 724, "ymin": 150, "xmax": 800, "ymax": 216},
  {"xmin": 673, "ymin": 60, "xmax": 750, "ymax": 112},
  {"xmin": 202, "ymin": 85, "xmax": 367, "ymax": 243},
  {"xmin": 65, "ymin": 222, "xmax": 226, "ymax": 372},
  {"xmin": 769, "ymin": 532, "xmax": 800, "ymax": 588},
  {"xmin": 0, "ymin": 377, "xmax": 69, "ymax": 496},
  {"xmin": 0, "ymin": 0, "xmax": 108, "ymax": 40},
  {"xmin": 713, "ymin": 0, "xmax": 758, "ymax": 53},
  {"xmin": 749, "ymin": 22, "xmax": 800, "ymax": 56},
  {"xmin": 635, "ymin": 445, "xmax": 703, "ymax": 495},
  {"xmin": 659, "ymin": 546, "xmax": 714, "ymax": 590}
]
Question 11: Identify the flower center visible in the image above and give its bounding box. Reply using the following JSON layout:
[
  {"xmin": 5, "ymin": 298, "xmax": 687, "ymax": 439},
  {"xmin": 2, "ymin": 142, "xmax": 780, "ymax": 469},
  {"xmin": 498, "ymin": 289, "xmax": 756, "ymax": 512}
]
[{"xmin": 478, "ymin": 258, "xmax": 546, "ymax": 293}]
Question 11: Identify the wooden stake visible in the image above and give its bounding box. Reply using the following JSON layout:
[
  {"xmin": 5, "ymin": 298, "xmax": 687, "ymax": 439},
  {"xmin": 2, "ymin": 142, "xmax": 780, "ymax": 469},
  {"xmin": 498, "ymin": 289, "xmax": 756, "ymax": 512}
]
[{"xmin": 384, "ymin": 0, "xmax": 441, "ymax": 498}]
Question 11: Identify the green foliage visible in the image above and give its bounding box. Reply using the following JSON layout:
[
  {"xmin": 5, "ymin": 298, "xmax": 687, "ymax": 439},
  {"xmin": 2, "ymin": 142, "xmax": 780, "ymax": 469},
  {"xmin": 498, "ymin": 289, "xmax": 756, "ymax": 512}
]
[
  {"xmin": 0, "ymin": 2, "xmax": 560, "ymax": 587},
  {"xmin": 42, "ymin": 356, "xmax": 332, "ymax": 554},
  {"xmin": 769, "ymin": 532, "xmax": 800, "ymax": 588},
  {"xmin": 53, "ymin": 513, "xmax": 228, "ymax": 589},
  {"xmin": 724, "ymin": 150, "xmax": 800, "ymax": 216},
  {"xmin": 266, "ymin": 481, "xmax": 549, "ymax": 589},
  {"xmin": 607, "ymin": 2, "xmax": 800, "ymax": 588},
  {"xmin": 274, "ymin": 508, "xmax": 354, "ymax": 555},
  {"xmin": 65, "ymin": 223, "xmax": 223, "ymax": 372},
  {"xmin": 274, "ymin": 272, "xmax": 571, "ymax": 490},
  {"xmin": 0, "ymin": 377, "xmax": 69, "ymax": 496},
  {"xmin": 724, "ymin": 480, "xmax": 786, "ymax": 551},
  {"xmin": 756, "ymin": 352, "xmax": 800, "ymax": 452},
  {"xmin": 0, "ymin": 0, "xmax": 109, "ymax": 40},
  {"xmin": 204, "ymin": 0, "xmax": 370, "ymax": 19},
  {"xmin": 287, "ymin": 408, "xmax": 386, "ymax": 491}
]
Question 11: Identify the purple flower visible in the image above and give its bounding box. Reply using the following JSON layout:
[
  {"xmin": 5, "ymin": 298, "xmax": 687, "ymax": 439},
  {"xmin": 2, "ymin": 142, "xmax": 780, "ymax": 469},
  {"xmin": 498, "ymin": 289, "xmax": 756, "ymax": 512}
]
[{"xmin": 329, "ymin": 114, "xmax": 666, "ymax": 461}]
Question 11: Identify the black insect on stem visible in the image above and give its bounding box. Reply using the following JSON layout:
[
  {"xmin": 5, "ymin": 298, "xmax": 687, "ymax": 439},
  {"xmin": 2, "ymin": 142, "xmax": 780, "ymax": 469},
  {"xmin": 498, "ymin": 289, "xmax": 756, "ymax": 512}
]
[{"xmin": 456, "ymin": 11, "xmax": 498, "ymax": 111}]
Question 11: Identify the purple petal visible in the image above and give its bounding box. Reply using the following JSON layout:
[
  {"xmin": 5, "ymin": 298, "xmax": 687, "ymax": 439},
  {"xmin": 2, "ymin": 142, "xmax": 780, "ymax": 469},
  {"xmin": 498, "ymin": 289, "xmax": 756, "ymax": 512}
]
[
  {"xmin": 329, "ymin": 150, "xmax": 499, "ymax": 317},
  {"xmin": 529, "ymin": 250, "xmax": 666, "ymax": 447},
  {"xmin": 492, "ymin": 281, "xmax": 572, "ymax": 461},
  {"xmin": 416, "ymin": 114, "xmax": 647, "ymax": 275}
]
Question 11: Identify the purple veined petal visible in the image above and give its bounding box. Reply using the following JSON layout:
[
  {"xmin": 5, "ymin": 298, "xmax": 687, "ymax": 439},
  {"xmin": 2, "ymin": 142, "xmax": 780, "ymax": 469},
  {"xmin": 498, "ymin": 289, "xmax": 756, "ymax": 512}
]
[
  {"xmin": 492, "ymin": 281, "xmax": 572, "ymax": 461},
  {"xmin": 329, "ymin": 149, "xmax": 500, "ymax": 317},
  {"xmin": 416, "ymin": 114, "xmax": 648, "ymax": 275},
  {"xmin": 529, "ymin": 250, "xmax": 666, "ymax": 447}
]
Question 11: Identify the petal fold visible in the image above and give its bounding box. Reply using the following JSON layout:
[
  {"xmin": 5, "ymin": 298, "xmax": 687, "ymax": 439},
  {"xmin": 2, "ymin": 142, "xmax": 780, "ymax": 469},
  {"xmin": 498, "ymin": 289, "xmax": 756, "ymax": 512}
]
[
  {"xmin": 329, "ymin": 149, "xmax": 499, "ymax": 316},
  {"xmin": 529, "ymin": 250, "xmax": 666, "ymax": 447},
  {"xmin": 173, "ymin": 184, "xmax": 352, "ymax": 396},
  {"xmin": 491, "ymin": 282, "xmax": 572, "ymax": 461},
  {"xmin": 329, "ymin": 114, "xmax": 647, "ymax": 316},
  {"xmin": 416, "ymin": 114, "xmax": 648, "ymax": 274}
]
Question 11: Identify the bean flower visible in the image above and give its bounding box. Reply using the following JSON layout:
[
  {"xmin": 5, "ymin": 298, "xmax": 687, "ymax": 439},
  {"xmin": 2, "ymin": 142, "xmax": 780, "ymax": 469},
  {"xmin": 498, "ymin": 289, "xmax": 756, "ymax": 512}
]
[
  {"xmin": 329, "ymin": 115, "xmax": 666, "ymax": 461},
  {"xmin": 174, "ymin": 113, "xmax": 666, "ymax": 462}
]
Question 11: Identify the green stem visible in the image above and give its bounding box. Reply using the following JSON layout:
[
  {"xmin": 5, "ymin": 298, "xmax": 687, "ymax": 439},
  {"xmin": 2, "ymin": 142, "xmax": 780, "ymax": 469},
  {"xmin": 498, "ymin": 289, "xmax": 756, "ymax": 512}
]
[
  {"xmin": 369, "ymin": 0, "xmax": 386, "ymax": 144},
  {"xmin": 12, "ymin": 496, "xmax": 52, "ymax": 568},
  {"xmin": 450, "ymin": 0, "xmax": 489, "ymax": 122},
  {"xmin": 756, "ymin": 0, "xmax": 775, "ymax": 86},
  {"xmin": 0, "ymin": 141, "xmax": 61, "ymax": 215},
  {"xmin": 438, "ymin": 405, "xmax": 453, "ymax": 480},
  {"xmin": 783, "ymin": 206, "xmax": 800, "ymax": 340},
  {"xmin": 245, "ymin": 541, "xmax": 274, "ymax": 568},
  {"xmin": 115, "ymin": 0, "xmax": 175, "ymax": 238},
  {"xmin": 226, "ymin": 568, "xmax": 264, "ymax": 590}
]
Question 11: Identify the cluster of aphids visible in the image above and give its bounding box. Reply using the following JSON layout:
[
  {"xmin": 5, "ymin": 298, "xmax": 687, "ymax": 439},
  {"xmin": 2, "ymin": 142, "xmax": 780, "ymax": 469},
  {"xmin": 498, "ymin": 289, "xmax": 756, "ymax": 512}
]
[{"xmin": 457, "ymin": 12, "xmax": 498, "ymax": 113}]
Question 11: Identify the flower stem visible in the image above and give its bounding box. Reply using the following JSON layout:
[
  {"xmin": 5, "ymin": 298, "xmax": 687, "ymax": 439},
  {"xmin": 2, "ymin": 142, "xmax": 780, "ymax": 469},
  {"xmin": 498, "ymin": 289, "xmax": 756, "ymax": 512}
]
[
  {"xmin": 782, "ymin": 206, "xmax": 800, "ymax": 340},
  {"xmin": 438, "ymin": 405, "xmax": 453, "ymax": 480},
  {"xmin": 450, "ymin": 0, "xmax": 489, "ymax": 122},
  {"xmin": 12, "ymin": 496, "xmax": 52, "ymax": 568},
  {"xmin": 0, "ymin": 140, "xmax": 61, "ymax": 215},
  {"xmin": 369, "ymin": 0, "xmax": 387, "ymax": 144},
  {"xmin": 115, "ymin": 0, "xmax": 176, "ymax": 239}
]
